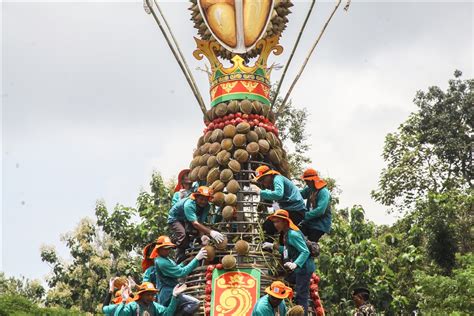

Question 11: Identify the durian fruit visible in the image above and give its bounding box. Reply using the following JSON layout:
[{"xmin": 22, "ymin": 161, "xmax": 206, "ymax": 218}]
[
  {"xmin": 221, "ymin": 254, "xmax": 236, "ymax": 269},
  {"xmin": 203, "ymin": 130, "xmax": 212, "ymax": 143},
  {"xmin": 190, "ymin": 156, "xmax": 201, "ymax": 169},
  {"xmin": 189, "ymin": 167, "xmax": 200, "ymax": 181},
  {"xmin": 200, "ymin": 143, "xmax": 210, "ymax": 155},
  {"xmin": 210, "ymin": 129, "xmax": 224, "ymax": 143},
  {"xmin": 228, "ymin": 159, "xmax": 241, "ymax": 173},
  {"xmin": 208, "ymin": 142, "xmax": 221, "ymax": 155},
  {"xmin": 246, "ymin": 142, "xmax": 259, "ymax": 155},
  {"xmin": 207, "ymin": 155, "xmax": 219, "ymax": 168},
  {"xmin": 213, "ymin": 192, "xmax": 225, "ymax": 207},
  {"xmin": 236, "ymin": 122, "xmax": 251, "ymax": 134},
  {"xmin": 246, "ymin": 130, "xmax": 259, "ymax": 143},
  {"xmin": 233, "ymin": 149, "xmax": 249, "ymax": 163},
  {"xmin": 222, "ymin": 205, "xmax": 235, "ymax": 220},
  {"xmin": 223, "ymin": 125, "xmax": 237, "ymax": 138},
  {"xmin": 210, "ymin": 179, "xmax": 225, "ymax": 192},
  {"xmin": 227, "ymin": 100, "xmax": 239, "ymax": 113},
  {"xmin": 221, "ymin": 138, "xmax": 234, "ymax": 151},
  {"xmin": 220, "ymin": 168, "xmax": 234, "ymax": 182},
  {"xmin": 225, "ymin": 193, "xmax": 237, "ymax": 205},
  {"xmin": 215, "ymin": 236, "xmax": 228, "ymax": 250},
  {"xmin": 233, "ymin": 134, "xmax": 247, "ymax": 148},
  {"xmin": 215, "ymin": 102, "xmax": 228, "ymax": 117},
  {"xmin": 240, "ymin": 99, "xmax": 253, "ymax": 114},
  {"xmin": 234, "ymin": 240, "xmax": 249, "ymax": 255},
  {"xmin": 226, "ymin": 179, "xmax": 241, "ymax": 194},
  {"xmin": 286, "ymin": 305, "xmax": 305, "ymax": 316},
  {"xmin": 198, "ymin": 166, "xmax": 209, "ymax": 181},
  {"xmin": 204, "ymin": 245, "xmax": 216, "ymax": 262},
  {"xmin": 207, "ymin": 167, "xmax": 220, "ymax": 184},
  {"xmin": 216, "ymin": 150, "xmax": 231, "ymax": 166},
  {"xmin": 252, "ymin": 100, "xmax": 262, "ymax": 114},
  {"xmin": 258, "ymin": 139, "xmax": 270, "ymax": 154},
  {"xmin": 269, "ymin": 149, "xmax": 282, "ymax": 165}
]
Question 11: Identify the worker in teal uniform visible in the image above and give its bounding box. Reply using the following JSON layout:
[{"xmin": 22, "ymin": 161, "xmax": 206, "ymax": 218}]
[
  {"xmin": 263, "ymin": 209, "xmax": 315, "ymax": 316},
  {"xmin": 299, "ymin": 168, "xmax": 332, "ymax": 242},
  {"xmin": 150, "ymin": 235, "xmax": 207, "ymax": 315},
  {"xmin": 102, "ymin": 277, "xmax": 124, "ymax": 316},
  {"xmin": 167, "ymin": 186, "xmax": 224, "ymax": 262},
  {"xmin": 251, "ymin": 281, "xmax": 292, "ymax": 316},
  {"xmin": 117, "ymin": 282, "xmax": 186, "ymax": 316},
  {"xmin": 251, "ymin": 165, "xmax": 306, "ymax": 238},
  {"xmin": 171, "ymin": 169, "xmax": 194, "ymax": 206}
]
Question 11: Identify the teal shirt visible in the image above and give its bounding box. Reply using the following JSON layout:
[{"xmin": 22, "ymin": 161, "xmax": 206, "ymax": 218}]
[
  {"xmin": 171, "ymin": 190, "xmax": 192, "ymax": 207},
  {"xmin": 117, "ymin": 297, "xmax": 177, "ymax": 316},
  {"xmin": 155, "ymin": 256, "xmax": 199, "ymax": 306},
  {"xmin": 260, "ymin": 175, "xmax": 306, "ymax": 212},
  {"xmin": 279, "ymin": 229, "xmax": 315, "ymax": 274},
  {"xmin": 251, "ymin": 295, "xmax": 287, "ymax": 316},
  {"xmin": 143, "ymin": 266, "xmax": 159, "ymax": 289},
  {"xmin": 167, "ymin": 198, "xmax": 210, "ymax": 224},
  {"xmin": 102, "ymin": 303, "xmax": 118, "ymax": 316},
  {"xmin": 300, "ymin": 186, "xmax": 332, "ymax": 233}
]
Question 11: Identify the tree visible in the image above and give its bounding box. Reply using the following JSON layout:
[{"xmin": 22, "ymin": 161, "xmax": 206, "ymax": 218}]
[{"xmin": 372, "ymin": 70, "xmax": 473, "ymax": 212}]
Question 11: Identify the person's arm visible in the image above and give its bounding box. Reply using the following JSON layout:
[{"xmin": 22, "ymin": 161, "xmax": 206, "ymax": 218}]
[
  {"xmin": 158, "ymin": 257, "xmax": 199, "ymax": 278},
  {"xmin": 116, "ymin": 302, "xmax": 135, "ymax": 316},
  {"xmin": 260, "ymin": 176, "xmax": 284, "ymax": 201},
  {"xmin": 155, "ymin": 295, "xmax": 178, "ymax": 316},
  {"xmin": 288, "ymin": 230, "xmax": 310, "ymax": 268},
  {"xmin": 103, "ymin": 291, "xmax": 113, "ymax": 307},
  {"xmin": 102, "ymin": 303, "xmax": 117, "ymax": 315},
  {"xmin": 304, "ymin": 188, "xmax": 330, "ymax": 220},
  {"xmin": 300, "ymin": 186, "xmax": 310, "ymax": 199}
]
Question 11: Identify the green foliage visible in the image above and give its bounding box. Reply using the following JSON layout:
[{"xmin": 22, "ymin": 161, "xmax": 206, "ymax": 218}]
[
  {"xmin": 0, "ymin": 273, "xmax": 45, "ymax": 304},
  {"xmin": 318, "ymin": 206, "xmax": 395, "ymax": 314},
  {"xmin": 414, "ymin": 253, "xmax": 474, "ymax": 315},
  {"xmin": 372, "ymin": 70, "xmax": 473, "ymax": 212}
]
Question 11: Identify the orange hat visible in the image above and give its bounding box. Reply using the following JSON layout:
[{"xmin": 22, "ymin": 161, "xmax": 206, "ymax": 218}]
[
  {"xmin": 301, "ymin": 168, "xmax": 327, "ymax": 189},
  {"xmin": 191, "ymin": 186, "xmax": 213, "ymax": 200},
  {"xmin": 265, "ymin": 281, "xmax": 293, "ymax": 299},
  {"xmin": 174, "ymin": 169, "xmax": 192, "ymax": 192},
  {"xmin": 267, "ymin": 209, "xmax": 300, "ymax": 231},
  {"xmin": 112, "ymin": 290, "xmax": 123, "ymax": 304},
  {"xmin": 133, "ymin": 282, "xmax": 159, "ymax": 301},
  {"xmin": 150, "ymin": 236, "xmax": 176, "ymax": 259},
  {"xmin": 141, "ymin": 242, "xmax": 156, "ymax": 272},
  {"xmin": 254, "ymin": 165, "xmax": 280, "ymax": 181}
]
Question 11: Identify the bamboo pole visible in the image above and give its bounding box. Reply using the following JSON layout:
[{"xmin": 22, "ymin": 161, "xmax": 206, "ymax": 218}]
[
  {"xmin": 145, "ymin": 0, "xmax": 208, "ymax": 118},
  {"xmin": 270, "ymin": 0, "xmax": 316, "ymax": 111},
  {"xmin": 275, "ymin": 0, "xmax": 342, "ymax": 119}
]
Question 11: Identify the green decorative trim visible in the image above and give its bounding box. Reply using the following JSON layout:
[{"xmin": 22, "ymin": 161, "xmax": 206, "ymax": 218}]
[{"xmin": 211, "ymin": 93, "xmax": 270, "ymax": 107}]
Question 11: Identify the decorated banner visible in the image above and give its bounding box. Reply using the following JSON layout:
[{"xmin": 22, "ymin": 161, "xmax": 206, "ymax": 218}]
[{"xmin": 210, "ymin": 268, "xmax": 261, "ymax": 316}]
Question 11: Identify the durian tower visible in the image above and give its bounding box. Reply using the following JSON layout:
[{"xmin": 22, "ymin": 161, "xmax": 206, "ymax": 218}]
[{"xmin": 179, "ymin": 1, "xmax": 321, "ymax": 316}]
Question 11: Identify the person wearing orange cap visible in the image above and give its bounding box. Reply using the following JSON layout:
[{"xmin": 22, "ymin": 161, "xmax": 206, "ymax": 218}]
[
  {"xmin": 102, "ymin": 277, "xmax": 125, "ymax": 315},
  {"xmin": 262, "ymin": 210, "xmax": 315, "ymax": 315},
  {"xmin": 251, "ymin": 281, "xmax": 293, "ymax": 315},
  {"xmin": 150, "ymin": 235, "xmax": 206, "ymax": 315},
  {"xmin": 171, "ymin": 169, "xmax": 194, "ymax": 207},
  {"xmin": 142, "ymin": 242, "xmax": 158, "ymax": 288},
  {"xmin": 251, "ymin": 165, "xmax": 306, "ymax": 238},
  {"xmin": 299, "ymin": 168, "xmax": 332, "ymax": 242},
  {"xmin": 117, "ymin": 282, "xmax": 186, "ymax": 316},
  {"xmin": 167, "ymin": 186, "xmax": 224, "ymax": 263}
]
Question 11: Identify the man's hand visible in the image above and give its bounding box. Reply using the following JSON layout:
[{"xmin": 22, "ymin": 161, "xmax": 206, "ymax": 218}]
[
  {"xmin": 121, "ymin": 285, "xmax": 130, "ymax": 301},
  {"xmin": 172, "ymin": 283, "xmax": 188, "ymax": 297},
  {"xmin": 196, "ymin": 248, "xmax": 208, "ymax": 260},
  {"xmin": 201, "ymin": 235, "xmax": 210, "ymax": 245},
  {"xmin": 109, "ymin": 277, "xmax": 118, "ymax": 292},
  {"xmin": 250, "ymin": 184, "xmax": 261, "ymax": 194},
  {"xmin": 262, "ymin": 242, "xmax": 274, "ymax": 251},
  {"xmin": 210, "ymin": 230, "xmax": 224, "ymax": 243},
  {"xmin": 284, "ymin": 262, "xmax": 297, "ymax": 271},
  {"xmin": 127, "ymin": 277, "xmax": 136, "ymax": 289}
]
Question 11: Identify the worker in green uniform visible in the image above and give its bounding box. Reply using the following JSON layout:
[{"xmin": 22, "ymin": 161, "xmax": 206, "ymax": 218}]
[
  {"xmin": 167, "ymin": 186, "xmax": 224, "ymax": 262},
  {"xmin": 251, "ymin": 281, "xmax": 293, "ymax": 316},
  {"xmin": 251, "ymin": 165, "xmax": 306, "ymax": 238},
  {"xmin": 102, "ymin": 277, "xmax": 124, "ymax": 316},
  {"xmin": 116, "ymin": 281, "xmax": 186, "ymax": 316},
  {"xmin": 263, "ymin": 209, "xmax": 315, "ymax": 316},
  {"xmin": 299, "ymin": 168, "xmax": 331, "ymax": 242},
  {"xmin": 150, "ymin": 235, "xmax": 207, "ymax": 315}
]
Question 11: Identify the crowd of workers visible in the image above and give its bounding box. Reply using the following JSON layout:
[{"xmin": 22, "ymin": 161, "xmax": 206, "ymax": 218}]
[{"xmin": 101, "ymin": 165, "xmax": 375, "ymax": 316}]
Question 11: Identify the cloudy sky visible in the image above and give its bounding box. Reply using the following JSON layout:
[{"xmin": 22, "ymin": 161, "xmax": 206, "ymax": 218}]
[{"xmin": 2, "ymin": 0, "xmax": 472, "ymax": 281}]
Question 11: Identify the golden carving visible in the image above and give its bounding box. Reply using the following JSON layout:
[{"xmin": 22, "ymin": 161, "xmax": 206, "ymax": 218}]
[
  {"xmin": 241, "ymin": 81, "xmax": 259, "ymax": 93},
  {"xmin": 221, "ymin": 82, "xmax": 238, "ymax": 93}
]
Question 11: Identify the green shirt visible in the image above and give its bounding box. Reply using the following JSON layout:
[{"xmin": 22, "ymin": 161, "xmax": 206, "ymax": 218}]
[
  {"xmin": 279, "ymin": 229, "xmax": 315, "ymax": 274},
  {"xmin": 102, "ymin": 303, "xmax": 118, "ymax": 316},
  {"xmin": 167, "ymin": 198, "xmax": 210, "ymax": 224},
  {"xmin": 300, "ymin": 186, "xmax": 332, "ymax": 232},
  {"xmin": 155, "ymin": 256, "xmax": 199, "ymax": 306},
  {"xmin": 251, "ymin": 295, "xmax": 286, "ymax": 316},
  {"xmin": 260, "ymin": 175, "xmax": 306, "ymax": 212},
  {"xmin": 117, "ymin": 297, "xmax": 177, "ymax": 316}
]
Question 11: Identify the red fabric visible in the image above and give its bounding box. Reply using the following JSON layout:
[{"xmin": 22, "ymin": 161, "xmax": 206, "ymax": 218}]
[{"xmin": 174, "ymin": 169, "xmax": 191, "ymax": 192}]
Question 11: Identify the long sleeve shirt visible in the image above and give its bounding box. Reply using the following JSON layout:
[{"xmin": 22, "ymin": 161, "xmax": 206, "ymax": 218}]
[
  {"xmin": 167, "ymin": 198, "xmax": 210, "ymax": 224},
  {"xmin": 300, "ymin": 186, "xmax": 332, "ymax": 233},
  {"xmin": 279, "ymin": 229, "xmax": 315, "ymax": 274},
  {"xmin": 260, "ymin": 175, "xmax": 306, "ymax": 212}
]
